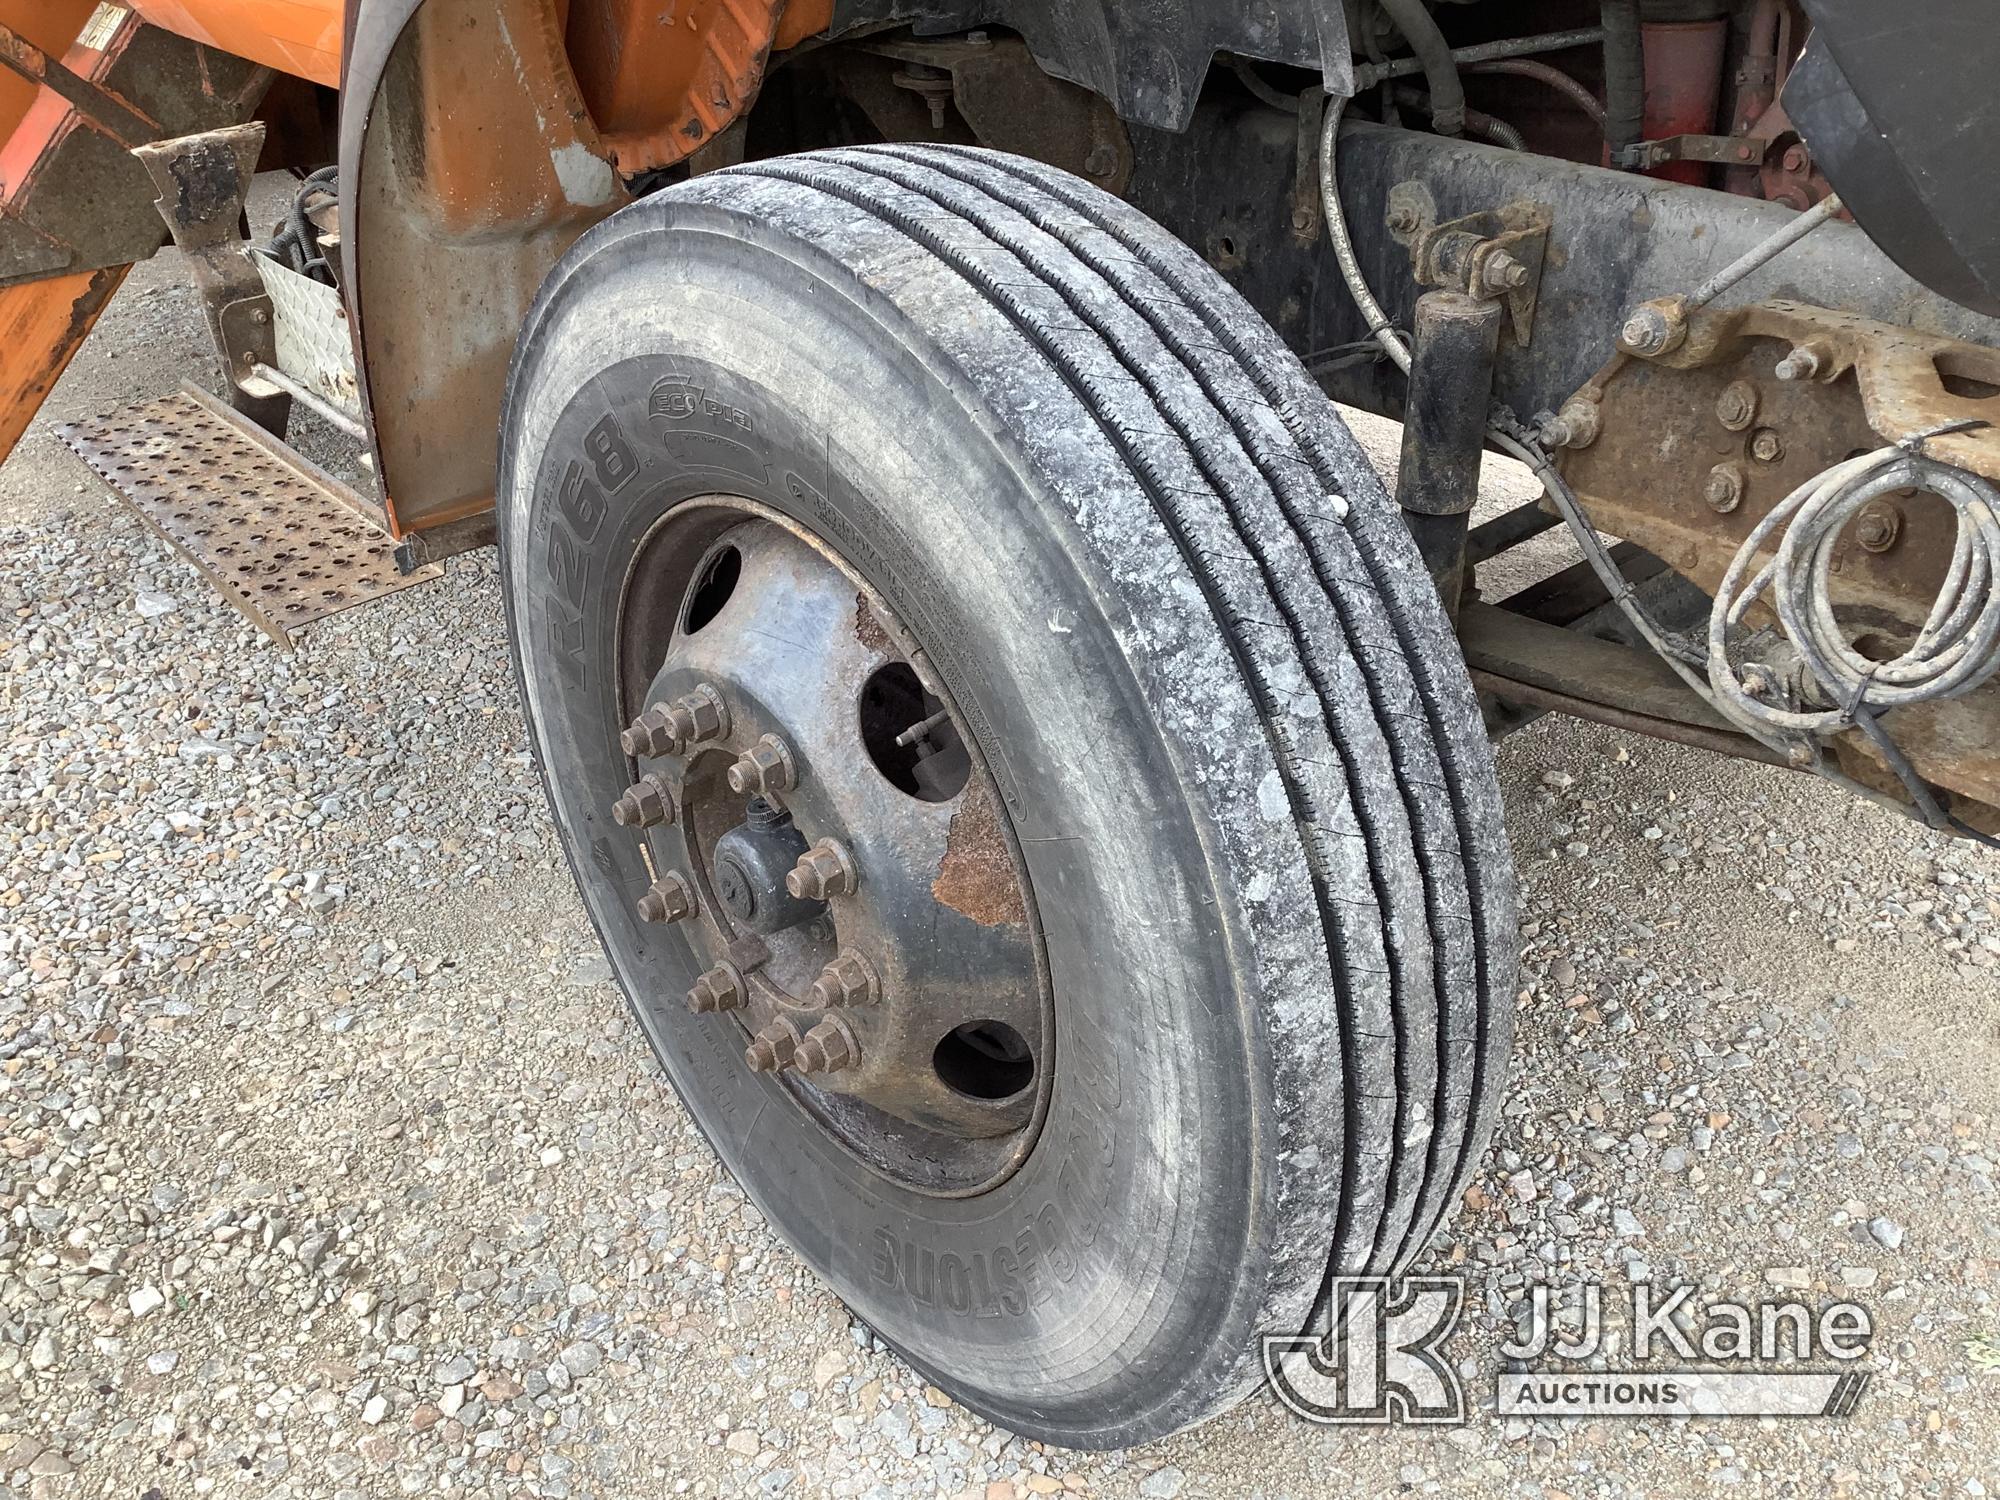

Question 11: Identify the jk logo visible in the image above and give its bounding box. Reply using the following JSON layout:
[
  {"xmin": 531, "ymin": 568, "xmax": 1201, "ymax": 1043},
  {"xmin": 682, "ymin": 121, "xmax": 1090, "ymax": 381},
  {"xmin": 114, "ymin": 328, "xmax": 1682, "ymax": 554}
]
[{"xmin": 1261, "ymin": 1277, "xmax": 1466, "ymax": 1425}]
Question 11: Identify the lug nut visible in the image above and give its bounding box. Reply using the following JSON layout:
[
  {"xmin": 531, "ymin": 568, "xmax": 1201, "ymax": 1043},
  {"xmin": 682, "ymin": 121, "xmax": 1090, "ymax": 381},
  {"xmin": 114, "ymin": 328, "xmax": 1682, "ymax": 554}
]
[
  {"xmin": 809, "ymin": 950, "xmax": 880, "ymax": 1009},
  {"xmin": 744, "ymin": 1017, "xmax": 803, "ymax": 1073},
  {"xmin": 726, "ymin": 734, "xmax": 797, "ymax": 799},
  {"xmin": 786, "ymin": 839, "xmax": 856, "ymax": 900},
  {"xmin": 685, "ymin": 961, "xmax": 747, "ymax": 1014},
  {"xmin": 796, "ymin": 1016, "xmax": 859, "ymax": 1075},
  {"xmin": 636, "ymin": 871, "xmax": 695, "ymax": 924},
  {"xmin": 1704, "ymin": 462, "xmax": 1746, "ymax": 514},
  {"xmin": 611, "ymin": 773, "xmax": 675, "ymax": 829},
  {"xmin": 620, "ymin": 705, "xmax": 678, "ymax": 757},
  {"xmin": 663, "ymin": 683, "xmax": 729, "ymax": 749}
]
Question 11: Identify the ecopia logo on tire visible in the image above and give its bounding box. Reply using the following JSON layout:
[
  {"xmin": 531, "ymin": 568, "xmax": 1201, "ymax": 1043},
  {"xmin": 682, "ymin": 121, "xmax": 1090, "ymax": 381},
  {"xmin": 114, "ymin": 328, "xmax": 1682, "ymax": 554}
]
[{"xmin": 1264, "ymin": 1277, "xmax": 1874, "ymax": 1424}]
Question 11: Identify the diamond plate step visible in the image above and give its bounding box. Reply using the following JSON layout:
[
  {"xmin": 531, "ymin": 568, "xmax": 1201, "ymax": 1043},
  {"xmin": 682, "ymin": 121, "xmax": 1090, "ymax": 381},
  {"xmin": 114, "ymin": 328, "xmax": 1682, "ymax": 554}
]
[{"xmin": 55, "ymin": 385, "xmax": 441, "ymax": 647}]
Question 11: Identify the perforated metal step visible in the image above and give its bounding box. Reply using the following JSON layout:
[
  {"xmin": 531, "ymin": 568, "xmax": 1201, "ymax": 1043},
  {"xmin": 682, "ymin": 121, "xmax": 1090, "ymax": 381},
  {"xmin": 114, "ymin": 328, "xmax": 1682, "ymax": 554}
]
[{"xmin": 55, "ymin": 385, "xmax": 440, "ymax": 647}]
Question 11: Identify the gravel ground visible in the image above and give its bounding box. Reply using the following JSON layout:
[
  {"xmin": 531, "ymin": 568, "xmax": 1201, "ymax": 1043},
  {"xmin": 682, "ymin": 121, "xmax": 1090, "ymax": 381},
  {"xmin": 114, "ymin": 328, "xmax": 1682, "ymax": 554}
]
[{"xmin": 0, "ymin": 199, "xmax": 1996, "ymax": 1499}]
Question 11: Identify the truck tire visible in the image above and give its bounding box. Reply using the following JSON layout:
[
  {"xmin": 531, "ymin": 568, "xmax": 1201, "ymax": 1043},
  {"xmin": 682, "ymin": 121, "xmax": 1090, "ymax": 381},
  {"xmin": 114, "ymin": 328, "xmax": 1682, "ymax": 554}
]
[{"xmin": 497, "ymin": 145, "xmax": 1516, "ymax": 1449}]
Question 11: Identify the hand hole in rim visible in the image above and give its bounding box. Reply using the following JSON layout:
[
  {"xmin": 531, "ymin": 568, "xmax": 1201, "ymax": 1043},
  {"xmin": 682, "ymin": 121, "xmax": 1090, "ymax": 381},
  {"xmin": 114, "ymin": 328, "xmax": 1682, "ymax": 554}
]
[
  {"xmin": 933, "ymin": 1020, "xmax": 1034, "ymax": 1100},
  {"xmin": 858, "ymin": 660, "xmax": 970, "ymax": 802},
  {"xmin": 681, "ymin": 543, "xmax": 742, "ymax": 635}
]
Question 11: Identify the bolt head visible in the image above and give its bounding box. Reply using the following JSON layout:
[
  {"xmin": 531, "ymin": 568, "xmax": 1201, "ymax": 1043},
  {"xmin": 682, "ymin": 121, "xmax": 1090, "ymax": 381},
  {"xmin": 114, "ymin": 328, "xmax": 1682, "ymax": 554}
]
[
  {"xmin": 1620, "ymin": 312, "xmax": 1664, "ymax": 355},
  {"xmin": 1704, "ymin": 463, "xmax": 1746, "ymax": 513},
  {"xmin": 1715, "ymin": 380, "xmax": 1759, "ymax": 431},
  {"xmin": 785, "ymin": 840, "xmax": 855, "ymax": 901},
  {"xmin": 636, "ymin": 871, "xmax": 695, "ymax": 924},
  {"xmin": 1083, "ymin": 142, "xmax": 1118, "ymax": 178},
  {"xmin": 809, "ymin": 950, "xmax": 880, "ymax": 1009},
  {"xmin": 1774, "ymin": 344, "xmax": 1824, "ymax": 382},
  {"xmin": 1855, "ymin": 502, "xmax": 1902, "ymax": 553},
  {"xmin": 611, "ymin": 774, "xmax": 674, "ymax": 829},
  {"xmin": 1386, "ymin": 204, "xmax": 1421, "ymax": 235},
  {"xmin": 1541, "ymin": 397, "xmax": 1601, "ymax": 451},
  {"xmin": 796, "ymin": 1017, "xmax": 858, "ymax": 1075},
  {"xmin": 1749, "ymin": 428, "xmax": 1785, "ymax": 463}
]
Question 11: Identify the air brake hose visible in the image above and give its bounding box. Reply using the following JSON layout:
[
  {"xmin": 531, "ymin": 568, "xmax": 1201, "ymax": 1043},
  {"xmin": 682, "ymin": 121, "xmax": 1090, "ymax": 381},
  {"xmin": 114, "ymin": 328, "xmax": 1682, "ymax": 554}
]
[{"xmin": 1377, "ymin": 0, "xmax": 1466, "ymax": 136}]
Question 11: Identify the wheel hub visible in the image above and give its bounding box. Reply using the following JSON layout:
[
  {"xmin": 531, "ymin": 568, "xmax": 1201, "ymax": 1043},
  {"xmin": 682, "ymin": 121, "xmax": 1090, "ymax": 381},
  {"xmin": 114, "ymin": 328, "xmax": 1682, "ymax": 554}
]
[{"xmin": 612, "ymin": 500, "xmax": 1048, "ymax": 1193}]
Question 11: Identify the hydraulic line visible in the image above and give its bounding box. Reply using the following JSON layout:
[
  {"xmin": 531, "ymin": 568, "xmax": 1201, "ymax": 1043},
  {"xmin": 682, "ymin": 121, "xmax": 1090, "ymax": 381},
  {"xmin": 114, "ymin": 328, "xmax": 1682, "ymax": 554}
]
[
  {"xmin": 1351, "ymin": 28, "xmax": 1609, "ymax": 91},
  {"xmin": 1391, "ymin": 86, "xmax": 1526, "ymax": 150},
  {"xmin": 1376, "ymin": 0, "xmax": 1466, "ymax": 136},
  {"xmin": 1465, "ymin": 58, "xmax": 1606, "ymax": 130}
]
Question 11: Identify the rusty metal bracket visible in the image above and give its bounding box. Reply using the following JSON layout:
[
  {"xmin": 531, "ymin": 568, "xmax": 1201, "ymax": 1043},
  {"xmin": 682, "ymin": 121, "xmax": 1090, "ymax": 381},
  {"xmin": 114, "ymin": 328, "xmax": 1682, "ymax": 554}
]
[
  {"xmin": 1611, "ymin": 133, "xmax": 1767, "ymax": 171},
  {"xmin": 1289, "ymin": 86, "xmax": 1326, "ymax": 244},
  {"xmin": 1551, "ymin": 296, "xmax": 2000, "ymax": 831},
  {"xmin": 131, "ymin": 123, "xmax": 287, "ymax": 431},
  {"xmin": 1386, "ymin": 183, "xmax": 1552, "ymax": 346}
]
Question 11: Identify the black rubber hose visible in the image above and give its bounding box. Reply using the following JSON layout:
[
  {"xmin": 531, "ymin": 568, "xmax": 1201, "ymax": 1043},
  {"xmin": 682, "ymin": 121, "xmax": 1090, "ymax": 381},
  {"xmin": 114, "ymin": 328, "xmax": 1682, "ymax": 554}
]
[
  {"xmin": 1377, "ymin": 0, "xmax": 1466, "ymax": 136},
  {"xmin": 1601, "ymin": 0, "xmax": 1645, "ymax": 151}
]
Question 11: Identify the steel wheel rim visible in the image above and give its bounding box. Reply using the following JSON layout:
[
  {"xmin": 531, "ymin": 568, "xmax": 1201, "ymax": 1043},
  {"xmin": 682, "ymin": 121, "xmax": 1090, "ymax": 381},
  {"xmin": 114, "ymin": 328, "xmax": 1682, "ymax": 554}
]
[{"xmin": 610, "ymin": 495, "xmax": 1053, "ymax": 1197}]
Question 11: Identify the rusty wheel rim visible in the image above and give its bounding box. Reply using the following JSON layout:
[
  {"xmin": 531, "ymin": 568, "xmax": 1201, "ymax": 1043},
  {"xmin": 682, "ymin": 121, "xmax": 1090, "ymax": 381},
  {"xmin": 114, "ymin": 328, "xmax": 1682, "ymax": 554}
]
[{"xmin": 611, "ymin": 496, "xmax": 1052, "ymax": 1196}]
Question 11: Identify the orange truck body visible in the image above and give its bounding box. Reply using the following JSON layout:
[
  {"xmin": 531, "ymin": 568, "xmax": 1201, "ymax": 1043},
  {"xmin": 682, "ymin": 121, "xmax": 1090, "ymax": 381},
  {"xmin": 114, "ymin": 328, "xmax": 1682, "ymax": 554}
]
[
  {"xmin": 126, "ymin": 0, "xmax": 342, "ymax": 86},
  {"xmin": 0, "ymin": 1, "xmax": 132, "ymax": 461}
]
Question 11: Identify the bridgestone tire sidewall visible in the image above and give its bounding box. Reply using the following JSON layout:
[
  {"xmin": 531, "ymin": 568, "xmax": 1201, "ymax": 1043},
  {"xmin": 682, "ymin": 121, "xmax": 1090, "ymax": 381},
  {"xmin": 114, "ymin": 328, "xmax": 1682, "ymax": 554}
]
[{"xmin": 499, "ymin": 203, "xmax": 1298, "ymax": 1448}]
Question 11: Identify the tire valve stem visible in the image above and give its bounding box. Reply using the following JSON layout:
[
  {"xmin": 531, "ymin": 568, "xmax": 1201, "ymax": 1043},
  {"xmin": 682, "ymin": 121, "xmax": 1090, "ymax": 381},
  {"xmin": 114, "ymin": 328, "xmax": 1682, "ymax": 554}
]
[
  {"xmin": 611, "ymin": 773, "xmax": 675, "ymax": 829},
  {"xmin": 786, "ymin": 839, "xmax": 856, "ymax": 900},
  {"xmin": 685, "ymin": 961, "xmax": 747, "ymax": 1014},
  {"xmin": 808, "ymin": 950, "xmax": 879, "ymax": 1008},
  {"xmin": 636, "ymin": 871, "xmax": 695, "ymax": 924},
  {"xmin": 744, "ymin": 1017, "xmax": 803, "ymax": 1073},
  {"xmin": 796, "ymin": 1016, "xmax": 859, "ymax": 1075}
]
